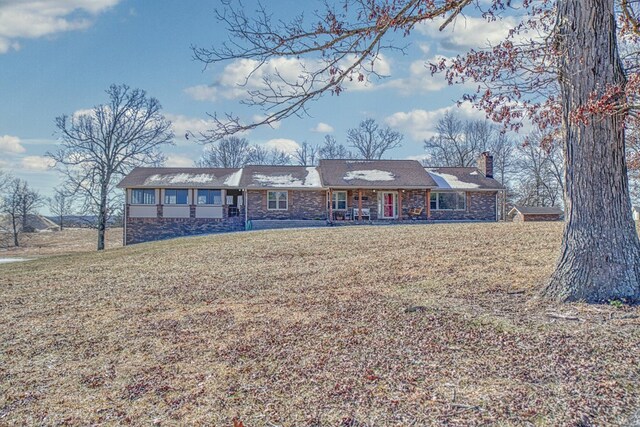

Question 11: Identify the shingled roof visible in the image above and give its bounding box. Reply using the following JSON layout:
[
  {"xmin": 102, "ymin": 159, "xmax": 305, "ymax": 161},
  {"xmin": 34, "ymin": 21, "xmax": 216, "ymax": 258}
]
[
  {"xmin": 319, "ymin": 159, "xmax": 437, "ymax": 188},
  {"xmin": 117, "ymin": 167, "xmax": 243, "ymax": 188},
  {"xmin": 426, "ymin": 167, "xmax": 504, "ymax": 190},
  {"xmin": 239, "ymin": 165, "xmax": 322, "ymax": 189}
]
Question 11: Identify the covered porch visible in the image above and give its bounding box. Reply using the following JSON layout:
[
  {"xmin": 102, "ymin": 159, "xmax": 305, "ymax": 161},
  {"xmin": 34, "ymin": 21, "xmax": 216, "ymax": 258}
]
[{"xmin": 327, "ymin": 188, "xmax": 433, "ymax": 222}]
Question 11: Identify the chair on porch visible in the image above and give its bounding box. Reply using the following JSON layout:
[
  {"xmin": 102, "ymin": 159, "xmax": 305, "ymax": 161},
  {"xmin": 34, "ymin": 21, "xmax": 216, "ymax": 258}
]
[{"xmin": 408, "ymin": 207, "xmax": 424, "ymax": 220}]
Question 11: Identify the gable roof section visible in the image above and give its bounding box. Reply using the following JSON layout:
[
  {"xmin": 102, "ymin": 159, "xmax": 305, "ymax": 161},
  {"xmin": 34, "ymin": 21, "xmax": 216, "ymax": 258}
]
[
  {"xmin": 117, "ymin": 167, "xmax": 243, "ymax": 188},
  {"xmin": 239, "ymin": 165, "xmax": 322, "ymax": 189},
  {"xmin": 510, "ymin": 205, "xmax": 563, "ymax": 215},
  {"xmin": 319, "ymin": 159, "xmax": 436, "ymax": 188},
  {"xmin": 426, "ymin": 167, "xmax": 504, "ymax": 190}
]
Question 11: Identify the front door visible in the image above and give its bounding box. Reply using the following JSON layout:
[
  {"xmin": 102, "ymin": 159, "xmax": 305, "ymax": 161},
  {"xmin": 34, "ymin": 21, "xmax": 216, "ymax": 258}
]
[{"xmin": 379, "ymin": 192, "xmax": 397, "ymax": 219}]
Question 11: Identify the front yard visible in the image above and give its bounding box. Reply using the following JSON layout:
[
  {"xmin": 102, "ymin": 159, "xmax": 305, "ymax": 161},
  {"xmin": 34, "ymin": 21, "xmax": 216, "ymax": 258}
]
[{"xmin": 0, "ymin": 222, "xmax": 638, "ymax": 425}]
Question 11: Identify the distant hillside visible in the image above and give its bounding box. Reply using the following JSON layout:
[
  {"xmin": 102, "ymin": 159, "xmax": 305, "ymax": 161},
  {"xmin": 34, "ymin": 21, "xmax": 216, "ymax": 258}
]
[{"xmin": 45, "ymin": 215, "xmax": 121, "ymax": 228}]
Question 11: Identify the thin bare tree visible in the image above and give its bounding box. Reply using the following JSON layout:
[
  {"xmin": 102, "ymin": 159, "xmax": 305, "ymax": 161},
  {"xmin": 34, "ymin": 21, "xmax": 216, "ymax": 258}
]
[
  {"xmin": 247, "ymin": 146, "xmax": 290, "ymax": 165},
  {"xmin": 196, "ymin": 136, "xmax": 252, "ymax": 168},
  {"xmin": 48, "ymin": 188, "xmax": 74, "ymax": 231},
  {"xmin": 347, "ymin": 118, "xmax": 403, "ymax": 160},
  {"xmin": 293, "ymin": 142, "xmax": 320, "ymax": 166},
  {"xmin": 48, "ymin": 84, "xmax": 174, "ymax": 250},
  {"xmin": 319, "ymin": 135, "xmax": 352, "ymax": 159},
  {"xmin": 1, "ymin": 178, "xmax": 42, "ymax": 247}
]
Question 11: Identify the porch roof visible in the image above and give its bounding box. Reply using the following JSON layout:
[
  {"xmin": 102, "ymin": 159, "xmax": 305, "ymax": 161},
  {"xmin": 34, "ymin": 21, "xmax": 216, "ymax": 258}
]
[
  {"xmin": 117, "ymin": 167, "xmax": 243, "ymax": 188},
  {"xmin": 319, "ymin": 159, "xmax": 437, "ymax": 188}
]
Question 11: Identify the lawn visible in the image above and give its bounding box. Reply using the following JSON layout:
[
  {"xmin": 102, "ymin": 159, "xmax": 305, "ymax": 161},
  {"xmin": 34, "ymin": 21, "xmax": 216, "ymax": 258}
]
[
  {"xmin": 0, "ymin": 227, "xmax": 122, "ymax": 258},
  {"xmin": 0, "ymin": 223, "xmax": 638, "ymax": 425}
]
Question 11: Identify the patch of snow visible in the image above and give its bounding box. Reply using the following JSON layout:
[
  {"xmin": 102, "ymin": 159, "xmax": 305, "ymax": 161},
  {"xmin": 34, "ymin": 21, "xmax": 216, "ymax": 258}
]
[
  {"xmin": 253, "ymin": 174, "xmax": 303, "ymax": 187},
  {"xmin": 252, "ymin": 168, "xmax": 322, "ymax": 188},
  {"xmin": 344, "ymin": 169, "xmax": 395, "ymax": 181},
  {"xmin": 223, "ymin": 170, "xmax": 243, "ymax": 187},
  {"xmin": 470, "ymin": 171, "xmax": 479, "ymax": 176},
  {"xmin": 304, "ymin": 167, "xmax": 322, "ymax": 187},
  {"xmin": 426, "ymin": 169, "xmax": 480, "ymax": 189},
  {"xmin": 0, "ymin": 258, "xmax": 31, "ymax": 264},
  {"xmin": 145, "ymin": 173, "xmax": 219, "ymax": 186}
]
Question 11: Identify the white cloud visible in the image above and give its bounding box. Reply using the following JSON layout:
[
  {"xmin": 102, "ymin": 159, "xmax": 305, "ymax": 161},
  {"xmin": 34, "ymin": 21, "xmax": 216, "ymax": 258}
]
[
  {"xmin": 183, "ymin": 85, "xmax": 219, "ymax": 102},
  {"xmin": 185, "ymin": 54, "xmax": 394, "ymax": 102},
  {"xmin": 252, "ymin": 115, "xmax": 282, "ymax": 130},
  {"xmin": 0, "ymin": 135, "xmax": 26, "ymax": 154},
  {"xmin": 165, "ymin": 154, "xmax": 195, "ymax": 167},
  {"xmin": 0, "ymin": 0, "xmax": 122, "ymax": 54},
  {"xmin": 311, "ymin": 122, "xmax": 334, "ymax": 133},
  {"xmin": 382, "ymin": 58, "xmax": 449, "ymax": 95},
  {"xmin": 165, "ymin": 113, "xmax": 218, "ymax": 142},
  {"xmin": 385, "ymin": 102, "xmax": 487, "ymax": 141},
  {"xmin": 417, "ymin": 15, "xmax": 520, "ymax": 53},
  {"xmin": 20, "ymin": 156, "xmax": 54, "ymax": 171},
  {"xmin": 264, "ymin": 138, "xmax": 300, "ymax": 154}
]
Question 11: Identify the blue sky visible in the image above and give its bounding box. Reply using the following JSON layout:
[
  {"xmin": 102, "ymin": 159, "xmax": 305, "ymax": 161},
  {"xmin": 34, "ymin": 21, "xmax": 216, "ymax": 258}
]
[{"xmin": 0, "ymin": 0, "xmax": 520, "ymax": 209}]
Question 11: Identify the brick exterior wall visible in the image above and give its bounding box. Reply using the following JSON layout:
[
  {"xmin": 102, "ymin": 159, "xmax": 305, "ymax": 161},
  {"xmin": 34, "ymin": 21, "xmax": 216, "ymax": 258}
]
[
  {"xmin": 246, "ymin": 190, "xmax": 327, "ymax": 220},
  {"xmin": 125, "ymin": 204, "xmax": 245, "ymax": 244},
  {"xmin": 429, "ymin": 191, "xmax": 498, "ymax": 221},
  {"xmin": 512, "ymin": 212, "xmax": 561, "ymax": 222}
]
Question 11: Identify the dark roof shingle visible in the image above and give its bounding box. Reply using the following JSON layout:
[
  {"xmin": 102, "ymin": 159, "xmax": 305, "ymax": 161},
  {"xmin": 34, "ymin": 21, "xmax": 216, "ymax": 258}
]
[
  {"xmin": 319, "ymin": 159, "xmax": 436, "ymax": 188},
  {"xmin": 117, "ymin": 167, "xmax": 243, "ymax": 188},
  {"xmin": 239, "ymin": 165, "xmax": 322, "ymax": 189},
  {"xmin": 426, "ymin": 167, "xmax": 505, "ymax": 190}
]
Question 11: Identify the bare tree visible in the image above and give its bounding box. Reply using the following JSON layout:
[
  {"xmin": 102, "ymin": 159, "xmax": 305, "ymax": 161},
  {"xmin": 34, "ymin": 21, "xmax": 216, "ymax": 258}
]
[
  {"xmin": 293, "ymin": 142, "xmax": 319, "ymax": 166},
  {"xmin": 196, "ymin": 136, "xmax": 252, "ymax": 168},
  {"xmin": 247, "ymin": 145, "xmax": 291, "ymax": 165},
  {"xmin": 319, "ymin": 135, "xmax": 352, "ymax": 159},
  {"xmin": 48, "ymin": 188, "xmax": 74, "ymax": 231},
  {"xmin": 48, "ymin": 84, "xmax": 174, "ymax": 250},
  {"xmin": 424, "ymin": 112, "xmax": 474, "ymax": 166},
  {"xmin": 0, "ymin": 178, "xmax": 41, "ymax": 246},
  {"xmin": 347, "ymin": 118, "xmax": 403, "ymax": 160}
]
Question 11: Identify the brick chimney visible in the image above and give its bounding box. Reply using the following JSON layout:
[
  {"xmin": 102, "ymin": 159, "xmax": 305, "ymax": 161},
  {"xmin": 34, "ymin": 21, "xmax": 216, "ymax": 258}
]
[{"xmin": 478, "ymin": 152, "xmax": 493, "ymax": 178}]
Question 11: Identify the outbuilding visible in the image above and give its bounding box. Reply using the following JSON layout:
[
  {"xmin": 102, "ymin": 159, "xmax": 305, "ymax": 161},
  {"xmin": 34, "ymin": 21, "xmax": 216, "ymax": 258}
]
[{"xmin": 508, "ymin": 205, "xmax": 563, "ymax": 222}]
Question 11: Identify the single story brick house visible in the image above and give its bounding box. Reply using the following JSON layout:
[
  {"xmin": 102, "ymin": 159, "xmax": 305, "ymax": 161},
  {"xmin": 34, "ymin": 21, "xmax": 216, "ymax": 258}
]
[
  {"xmin": 508, "ymin": 205, "xmax": 564, "ymax": 222},
  {"xmin": 118, "ymin": 153, "xmax": 504, "ymax": 244}
]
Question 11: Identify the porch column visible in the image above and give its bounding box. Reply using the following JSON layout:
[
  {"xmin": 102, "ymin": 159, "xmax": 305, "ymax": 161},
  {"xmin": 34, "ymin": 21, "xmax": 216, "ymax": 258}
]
[
  {"xmin": 358, "ymin": 189, "xmax": 363, "ymax": 221},
  {"xmin": 426, "ymin": 189, "xmax": 431, "ymax": 219},
  {"xmin": 328, "ymin": 188, "xmax": 333, "ymax": 221},
  {"xmin": 398, "ymin": 190, "xmax": 403, "ymax": 220}
]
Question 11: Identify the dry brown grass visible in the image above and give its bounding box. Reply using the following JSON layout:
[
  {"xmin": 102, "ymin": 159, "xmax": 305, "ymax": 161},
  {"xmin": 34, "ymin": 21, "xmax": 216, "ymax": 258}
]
[
  {"xmin": 0, "ymin": 228, "xmax": 122, "ymax": 258},
  {"xmin": 0, "ymin": 222, "xmax": 638, "ymax": 426}
]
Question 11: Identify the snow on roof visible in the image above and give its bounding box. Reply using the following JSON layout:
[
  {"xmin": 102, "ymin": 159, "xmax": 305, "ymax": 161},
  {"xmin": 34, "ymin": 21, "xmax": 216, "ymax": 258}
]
[
  {"xmin": 426, "ymin": 169, "xmax": 480, "ymax": 189},
  {"xmin": 144, "ymin": 173, "xmax": 219, "ymax": 186},
  {"xmin": 252, "ymin": 167, "xmax": 322, "ymax": 188},
  {"xmin": 223, "ymin": 169, "xmax": 243, "ymax": 187},
  {"xmin": 343, "ymin": 169, "xmax": 395, "ymax": 182},
  {"xmin": 304, "ymin": 167, "xmax": 322, "ymax": 187}
]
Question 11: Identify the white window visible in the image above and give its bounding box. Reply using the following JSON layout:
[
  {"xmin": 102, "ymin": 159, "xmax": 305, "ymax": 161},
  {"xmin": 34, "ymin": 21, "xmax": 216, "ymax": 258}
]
[
  {"xmin": 131, "ymin": 189, "xmax": 155, "ymax": 205},
  {"xmin": 164, "ymin": 189, "xmax": 189, "ymax": 205},
  {"xmin": 430, "ymin": 192, "xmax": 466, "ymax": 210},
  {"xmin": 267, "ymin": 191, "xmax": 288, "ymax": 210},
  {"xmin": 331, "ymin": 191, "xmax": 347, "ymax": 210},
  {"xmin": 197, "ymin": 189, "xmax": 222, "ymax": 205}
]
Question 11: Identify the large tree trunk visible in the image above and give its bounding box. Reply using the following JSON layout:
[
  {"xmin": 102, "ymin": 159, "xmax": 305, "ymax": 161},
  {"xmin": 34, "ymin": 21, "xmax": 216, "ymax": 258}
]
[{"xmin": 543, "ymin": 0, "xmax": 640, "ymax": 302}]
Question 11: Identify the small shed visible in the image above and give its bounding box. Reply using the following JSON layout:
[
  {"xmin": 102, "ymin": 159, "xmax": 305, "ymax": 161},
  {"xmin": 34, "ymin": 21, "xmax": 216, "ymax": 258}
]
[{"xmin": 508, "ymin": 205, "xmax": 563, "ymax": 222}]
